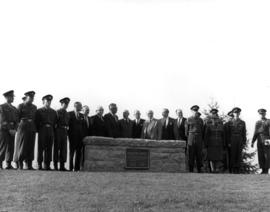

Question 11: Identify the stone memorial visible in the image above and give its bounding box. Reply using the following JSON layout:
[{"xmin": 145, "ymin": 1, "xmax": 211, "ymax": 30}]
[{"xmin": 83, "ymin": 136, "xmax": 187, "ymax": 172}]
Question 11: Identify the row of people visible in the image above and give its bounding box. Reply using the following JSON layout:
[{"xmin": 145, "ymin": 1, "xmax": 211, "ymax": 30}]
[{"xmin": 0, "ymin": 90, "xmax": 269, "ymax": 174}]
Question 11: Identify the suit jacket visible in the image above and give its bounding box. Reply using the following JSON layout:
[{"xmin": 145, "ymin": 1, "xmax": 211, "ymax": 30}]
[
  {"xmin": 118, "ymin": 118, "xmax": 133, "ymax": 138},
  {"xmin": 83, "ymin": 115, "xmax": 92, "ymax": 137},
  {"xmin": 68, "ymin": 111, "xmax": 85, "ymax": 143},
  {"xmin": 173, "ymin": 117, "xmax": 187, "ymax": 140},
  {"xmin": 141, "ymin": 118, "xmax": 158, "ymax": 140},
  {"xmin": 157, "ymin": 117, "xmax": 176, "ymax": 140},
  {"xmin": 104, "ymin": 113, "xmax": 119, "ymax": 138},
  {"xmin": 91, "ymin": 115, "xmax": 108, "ymax": 137},
  {"xmin": 132, "ymin": 119, "xmax": 145, "ymax": 138}
]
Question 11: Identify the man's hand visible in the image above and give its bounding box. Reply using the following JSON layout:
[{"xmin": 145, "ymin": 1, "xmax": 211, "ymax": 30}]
[{"xmin": 9, "ymin": 130, "xmax": 16, "ymax": 136}]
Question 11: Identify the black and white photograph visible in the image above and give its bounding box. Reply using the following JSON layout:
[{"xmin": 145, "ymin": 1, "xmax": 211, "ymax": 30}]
[{"xmin": 0, "ymin": 0, "xmax": 270, "ymax": 211}]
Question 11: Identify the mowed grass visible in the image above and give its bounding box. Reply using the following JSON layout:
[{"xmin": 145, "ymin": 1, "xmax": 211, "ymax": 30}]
[{"xmin": 0, "ymin": 171, "xmax": 270, "ymax": 212}]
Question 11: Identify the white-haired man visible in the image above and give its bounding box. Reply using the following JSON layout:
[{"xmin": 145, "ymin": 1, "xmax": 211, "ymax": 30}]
[{"xmin": 141, "ymin": 110, "xmax": 158, "ymax": 140}]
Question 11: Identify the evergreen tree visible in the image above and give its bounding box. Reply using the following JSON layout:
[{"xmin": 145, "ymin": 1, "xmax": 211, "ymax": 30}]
[{"xmin": 203, "ymin": 99, "xmax": 258, "ymax": 174}]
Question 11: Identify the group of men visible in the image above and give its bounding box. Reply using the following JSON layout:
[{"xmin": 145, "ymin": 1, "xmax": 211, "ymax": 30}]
[{"xmin": 0, "ymin": 90, "xmax": 269, "ymax": 174}]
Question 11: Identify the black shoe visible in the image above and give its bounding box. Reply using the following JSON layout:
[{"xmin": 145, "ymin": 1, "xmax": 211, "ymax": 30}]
[
  {"xmin": 27, "ymin": 161, "xmax": 34, "ymax": 170},
  {"xmin": 18, "ymin": 161, "xmax": 24, "ymax": 170},
  {"xmin": 44, "ymin": 165, "xmax": 51, "ymax": 171},
  {"xmin": 37, "ymin": 164, "xmax": 43, "ymax": 170},
  {"xmin": 59, "ymin": 163, "xmax": 67, "ymax": 171},
  {"xmin": 27, "ymin": 166, "xmax": 34, "ymax": 170},
  {"xmin": 54, "ymin": 163, "xmax": 58, "ymax": 171}
]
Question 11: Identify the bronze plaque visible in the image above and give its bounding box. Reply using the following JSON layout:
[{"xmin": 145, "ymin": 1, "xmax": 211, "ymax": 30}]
[{"xmin": 125, "ymin": 148, "xmax": 150, "ymax": 170}]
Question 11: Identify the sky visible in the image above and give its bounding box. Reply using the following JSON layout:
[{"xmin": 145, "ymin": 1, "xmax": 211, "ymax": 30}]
[{"xmin": 0, "ymin": 0, "xmax": 270, "ymax": 141}]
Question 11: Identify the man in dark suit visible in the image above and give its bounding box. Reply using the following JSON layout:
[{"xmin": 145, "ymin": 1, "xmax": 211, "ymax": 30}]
[
  {"xmin": 68, "ymin": 102, "xmax": 85, "ymax": 171},
  {"xmin": 119, "ymin": 110, "xmax": 133, "ymax": 138},
  {"xmin": 104, "ymin": 103, "xmax": 119, "ymax": 138},
  {"xmin": 157, "ymin": 108, "xmax": 176, "ymax": 140},
  {"xmin": 132, "ymin": 110, "xmax": 145, "ymax": 138},
  {"xmin": 91, "ymin": 106, "xmax": 107, "ymax": 137},
  {"xmin": 174, "ymin": 109, "xmax": 187, "ymax": 141},
  {"xmin": 82, "ymin": 105, "xmax": 92, "ymax": 137}
]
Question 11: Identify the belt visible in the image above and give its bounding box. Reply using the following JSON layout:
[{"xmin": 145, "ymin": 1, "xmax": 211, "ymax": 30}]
[
  {"xmin": 188, "ymin": 132, "xmax": 202, "ymax": 134},
  {"xmin": 58, "ymin": 126, "xmax": 68, "ymax": 129},
  {"xmin": 43, "ymin": 124, "xmax": 52, "ymax": 128},
  {"xmin": 21, "ymin": 119, "xmax": 33, "ymax": 122}
]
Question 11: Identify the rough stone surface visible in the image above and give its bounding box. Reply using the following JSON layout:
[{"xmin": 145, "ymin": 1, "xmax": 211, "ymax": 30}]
[{"xmin": 83, "ymin": 136, "xmax": 187, "ymax": 172}]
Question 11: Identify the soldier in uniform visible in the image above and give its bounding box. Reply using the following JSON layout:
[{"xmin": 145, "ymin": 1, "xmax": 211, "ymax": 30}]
[
  {"xmin": 226, "ymin": 107, "xmax": 246, "ymax": 174},
  {"xmin": 35, "ymin": 95, "xmax": 57, "ymax": 170},
  {"xmin": 0, "ymin": 90, "xmax": 18, "ymax": 169},
  {"xmin": 14, "ymin": 91, "xmax": 37, "ymax": 170},
  {"xmin": 223, "ymin": 110, "xmax": 234, "ymax": 172},
  {"xmin": 204, "ymin": 109, "xmax": 225, "ymax": 173},
  {"xmin": 251, "ymin": 109, "xmax": 270, "ymax": 174},
  {"xmin": 53, "ymin": 97, "xmax": 70, "ymax": 171},
  {"xmin": 185, "ymin": 105, "xmax": 204, "ymax": 173}
]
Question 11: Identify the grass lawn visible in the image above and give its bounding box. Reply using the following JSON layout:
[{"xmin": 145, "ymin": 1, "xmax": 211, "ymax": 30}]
[{"xmin": 0, "ymin": 171, "xmax": 270, "ymax": 212}]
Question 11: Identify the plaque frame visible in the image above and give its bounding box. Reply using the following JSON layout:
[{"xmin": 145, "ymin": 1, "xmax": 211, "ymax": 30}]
[{"xmin": 125, "ymin": 148, "xmax": 150, "ymax": 170}]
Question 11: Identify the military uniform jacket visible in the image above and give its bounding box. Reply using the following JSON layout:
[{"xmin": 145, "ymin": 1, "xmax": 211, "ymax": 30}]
[
  {"xmin": 252, "ymin": 119, "xmax": 270, "ymax": 144},
  {"xmin": 185, "ymin": 116, "xmax": 204, "ymax": 136},
  {"xmin": 56, "ymin": 109, "xmax": 69, "ymax": 129},
  {"xmin": 17, "ymin": 103, "xmax": 37, "ymax": 132},
  {"xmin": 226, "ymin": 118, "xmax": 246, "ymax": 144},
  {"xmin": 0, "ymin": 103, "xmax": 18, "ymax": 131},
  {"xmin": 35, "ymin": 107, "xmax": 57, "ymax": 131},
  {"xmin": 204, "ymin": 116, "xmax": 225, "ymax": 147}
]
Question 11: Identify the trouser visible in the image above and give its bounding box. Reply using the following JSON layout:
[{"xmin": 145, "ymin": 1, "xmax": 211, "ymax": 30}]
[
  {"xmin": 229, "ymin": 135, "xmax": 243, "ymax": 172},
  {"xmin": 69, "ymin": 139, "xmax": 83, "ymax": 171},
  {"xmin": 37, "ymin": 126, "xmax": 54, "ymax": 168},
  {"xmin": 53, "ymin": 128, "xmax": 67, "ymax": 164},
  {"xmin": 14, "ymin": 128, "xmax": 36, "ymax": 165},
  {"xmin": 188, "ymin": 133, "xmax": 203, "ymax": 172},
  {"xmin": 257, "ymin": 140, "xmax": 270, "ymax": 171},
  {"xmin": 0, "ymin": 130, "xmax": 15, "ymax": 164}
]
